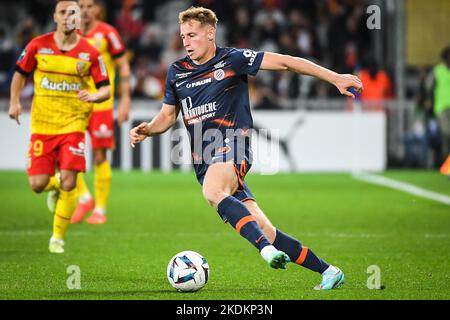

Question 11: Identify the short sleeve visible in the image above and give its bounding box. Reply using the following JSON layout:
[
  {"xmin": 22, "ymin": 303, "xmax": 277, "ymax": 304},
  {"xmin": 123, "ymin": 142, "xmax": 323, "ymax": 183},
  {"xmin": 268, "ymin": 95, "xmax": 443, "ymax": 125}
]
[
  {"xmin": 15, "ymin": 41, "xmax": 38, "ymax": 76},
  {"xmin": 163, "ymin": 66, "xmax": 178, "ymax": 106},
  {"xmin": 106, "ymin": 26, "xmax": 126, "ymax": 59},
  {"xmin": 230, "ymin": 48, "xmax": 264, "ymax": 76},
  {"xmin": 90, "ymin": 53, "xmax": 110, "ymax": 89}
]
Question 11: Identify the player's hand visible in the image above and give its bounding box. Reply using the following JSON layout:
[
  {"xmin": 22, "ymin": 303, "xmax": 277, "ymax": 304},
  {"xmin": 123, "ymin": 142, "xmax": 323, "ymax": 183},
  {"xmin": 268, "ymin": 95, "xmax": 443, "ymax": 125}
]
[
  {"xmin": 9, "ymin": 102, "xmax": 22, "ymax": 125},
  {"xmin": 117, "ymin": 97, "xmax": 131, "ymax": 125},
  {"xmin": 333, "ymin": 74, "xmax": 364, "ymax": 99},
  {"xmin": 129, "ymin": 122, "xmax": 150, "ymax": 148},
  {"xmin": 77, "ymin": 90, "xmax": 95, "ymax": 102}
]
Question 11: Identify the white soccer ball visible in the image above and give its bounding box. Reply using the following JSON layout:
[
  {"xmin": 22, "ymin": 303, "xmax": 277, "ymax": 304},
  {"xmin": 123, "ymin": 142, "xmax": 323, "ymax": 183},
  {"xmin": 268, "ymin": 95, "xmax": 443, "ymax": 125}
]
[{"xmin": 167, "ymin": 250, "xmax": 210, "ymax": 292}]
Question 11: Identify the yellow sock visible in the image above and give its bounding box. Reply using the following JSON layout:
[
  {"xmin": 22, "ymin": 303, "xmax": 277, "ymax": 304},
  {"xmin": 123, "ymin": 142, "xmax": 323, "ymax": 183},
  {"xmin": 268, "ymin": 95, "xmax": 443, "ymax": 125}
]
[
  {"xmin": 44, "ymin": 176, "xmax": 60, "ymax": 192},
  {"xmin": 76, "ymin": 172, "xmax": 91, "ymax": 199},
  {"xmin": 52, "ymin": 189, "xmax": 77, "ymax": 240},
  {"xmin": 94, "ymin": 161, "xmax": 112, "ymax": 212}
]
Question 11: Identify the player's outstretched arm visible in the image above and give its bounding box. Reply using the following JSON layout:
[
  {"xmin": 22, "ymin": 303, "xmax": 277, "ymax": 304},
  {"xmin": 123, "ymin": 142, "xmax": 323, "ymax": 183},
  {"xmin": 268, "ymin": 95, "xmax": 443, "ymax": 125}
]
[
  {"xmin": 260, "ymin": 52, "xmax": 363, "ymax": 99},
  {"xmin": 9, "ymin": 72, "xmax": 27, "ymax": 125},
  {"xmin": 78, "ymin": 85, "xmax": 111, "ymax": 103},
  {"xmin": 129, "ymin": 103, "xmax": 178, "ymax": 148},
  {"xmin": 115, "ymin": 55, "xmax": 132, "ymax": 125}
]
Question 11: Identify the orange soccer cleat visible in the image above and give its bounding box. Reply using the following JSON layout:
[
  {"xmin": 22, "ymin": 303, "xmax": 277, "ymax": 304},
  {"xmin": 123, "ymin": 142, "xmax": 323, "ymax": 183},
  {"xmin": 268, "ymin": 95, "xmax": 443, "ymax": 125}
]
[
  {"xmin": 71, "ymin": 198, "xmax": 95, "ymax": 224},
  {"xmin": 440, "ymin": 155, "xmax": 450, "ymax": 176},
  {"xmin": 86, "ymin": 211, "xmax": 107, "ymax": 225}
]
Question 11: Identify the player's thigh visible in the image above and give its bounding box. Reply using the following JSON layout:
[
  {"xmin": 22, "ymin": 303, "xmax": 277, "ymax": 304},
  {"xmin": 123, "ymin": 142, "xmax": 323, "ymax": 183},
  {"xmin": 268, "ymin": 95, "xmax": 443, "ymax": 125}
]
[
  {"xmin": 27, "ymin": 134, "xmax": 58, "ymax": 192},
  {"xmin": 202, "ymin": 162, "xmax": 239, "ymax": 203},
  {"xmin": 58, "ymin": 132, "xmax": 86, "ymax": 190}
]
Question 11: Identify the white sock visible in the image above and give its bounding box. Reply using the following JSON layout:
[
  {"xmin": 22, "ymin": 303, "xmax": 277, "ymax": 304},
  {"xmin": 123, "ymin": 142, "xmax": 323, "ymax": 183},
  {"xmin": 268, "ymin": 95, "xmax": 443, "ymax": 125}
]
[
  {"xmin": 322, "ymin": 265, "xmax": 338, "ymax": 275},
  {"xmin": 93, "ymin": 208, "xmax": 106, "ymax": 215},
  {"xmin": 79, "ymin": 193, "xmax": 92, "ymax": 204},
  {"xmin": 260, "ymin": 245, "xmax": 278, "ymax": 262},
  {"xmin": 50, "ymin": 236, "xmax": 64, "ymax": 244}
]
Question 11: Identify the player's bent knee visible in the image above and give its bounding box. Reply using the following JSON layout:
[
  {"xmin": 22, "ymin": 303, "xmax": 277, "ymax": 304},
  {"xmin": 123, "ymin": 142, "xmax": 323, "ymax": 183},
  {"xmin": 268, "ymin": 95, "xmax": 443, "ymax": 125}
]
[
  {"xmin": 60, "ymin": 178, "xmax": 76, "ymax": 192},
  {"xmin": 29, "ymin": 176, "xmax": 50, "ymax": 194},
  {"xmin": 202, "ymin": 188, "xmax": 229, "ymax": 207},
  {"xmin": 30, "ymin": 182, "xmax": 47, "ymax": 194}
]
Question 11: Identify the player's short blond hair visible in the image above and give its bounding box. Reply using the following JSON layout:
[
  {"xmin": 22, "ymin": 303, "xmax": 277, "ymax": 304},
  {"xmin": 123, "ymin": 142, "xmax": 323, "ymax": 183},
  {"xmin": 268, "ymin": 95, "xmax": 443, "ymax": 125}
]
[{"xmin": 179, "ymin": 6, "xmax": 218, "ymax": 28}]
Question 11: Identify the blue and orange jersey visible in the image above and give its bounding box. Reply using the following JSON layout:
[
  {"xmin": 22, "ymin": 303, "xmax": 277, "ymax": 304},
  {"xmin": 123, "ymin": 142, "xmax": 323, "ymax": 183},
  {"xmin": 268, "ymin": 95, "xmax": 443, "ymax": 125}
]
[
  {"xmin": 79, "ymin": 21, "xmax": 126, "ymax": 111},
  {"xmin": 163, "ymin": 46, "xmax": 264, "ymax": 151},
  {"xmin": 16, "ymin": 32, "xmax": 109, "ymax": 135}
]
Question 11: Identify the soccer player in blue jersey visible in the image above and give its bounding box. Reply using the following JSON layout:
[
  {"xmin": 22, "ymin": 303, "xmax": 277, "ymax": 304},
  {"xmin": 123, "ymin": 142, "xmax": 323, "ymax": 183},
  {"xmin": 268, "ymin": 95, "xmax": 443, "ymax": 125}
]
[{"xmin": 130, "ymin": 7, "xmax": 363, "ymax": 290}]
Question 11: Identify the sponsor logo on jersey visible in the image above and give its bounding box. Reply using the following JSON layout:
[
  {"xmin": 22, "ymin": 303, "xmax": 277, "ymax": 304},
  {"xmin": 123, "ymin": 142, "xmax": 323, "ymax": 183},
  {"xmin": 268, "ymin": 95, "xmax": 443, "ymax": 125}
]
[
  {"xmin": 214, "ymin": 60, "xmax": 226, "ymax": 69},
  {"xmin": 186, "ymin": 78, "xmax": 212, "ymax": 89},
  {"xmin": 176, "ymin": 80, "xmax": 188, "ymax": 88},
  {"xmin": 93, "ymin": 124, "xmax": 113, "ymax": 138},
  {"xmin": 18, "ymin": 49, "xmax": 27, "ymax": 62},
  {"xmin": 181, "ymin": 97, "xmax": 218, "ymax": 125},
  {"xmin": 243, "ymin": 50, "xmax": 257, "ymax": 66},
  {"xmin": 108, "ymin": 31, "xmax": 122, "ymax": 50},
  {"xmin": 214, "ymin": 69, "xmax": 225, "ymax": 81},
  {"xmin": 40, "ymin": 77, "xmax": 82, "ymax": 92},
  {"xmin": 38, "ymin": 48, "xmax": 54, "ymax": 55},
  {"xmin": 78, "ymin": 52, "xmax": 91, "ymax": 61},
  {"xmin": 92, "ymin": 33, "xmax": 104, "ymax": 49},
  {"xmin": 176, "ymin": 72, "xmax": 192, "ymax": 79},
  {"xmin": 98, "ymin": 56, "xmax": 107, "ymax": 77},
  {"xmin": 69, "ymin": 142, "xmax": 85, "ymax": 157}
]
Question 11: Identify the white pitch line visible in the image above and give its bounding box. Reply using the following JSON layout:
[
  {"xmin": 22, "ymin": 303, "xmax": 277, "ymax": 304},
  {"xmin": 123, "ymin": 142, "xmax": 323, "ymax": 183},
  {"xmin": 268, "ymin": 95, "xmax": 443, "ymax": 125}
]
[{"xmin": 353, "ymin": 173, "xmax": 450, "ymax": 206}]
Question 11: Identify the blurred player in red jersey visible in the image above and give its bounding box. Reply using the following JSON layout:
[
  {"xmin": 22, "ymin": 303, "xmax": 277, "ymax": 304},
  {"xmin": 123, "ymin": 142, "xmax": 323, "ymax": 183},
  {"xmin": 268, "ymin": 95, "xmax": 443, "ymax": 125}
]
[
  {"xmin": 9, "ymin": 0, "xmax": 110, "ymax": 253},
  {"xmin": 71, "ymin": 0, "xmax": 131, "ymax": 225}
]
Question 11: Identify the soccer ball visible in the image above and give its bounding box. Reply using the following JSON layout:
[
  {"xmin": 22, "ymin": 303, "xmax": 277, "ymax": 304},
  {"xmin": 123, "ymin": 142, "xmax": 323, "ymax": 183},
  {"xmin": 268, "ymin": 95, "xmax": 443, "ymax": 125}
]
[{"xmin": 167, "ymin": 251, "xmax": 209, "ymax": 292}]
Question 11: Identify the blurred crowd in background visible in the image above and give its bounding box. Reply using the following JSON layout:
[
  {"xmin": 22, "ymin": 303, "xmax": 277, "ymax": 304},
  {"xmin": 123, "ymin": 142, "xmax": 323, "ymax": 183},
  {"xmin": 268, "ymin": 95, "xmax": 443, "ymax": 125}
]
[
  {"xmin": 0, "ymin": 0, "xmax": 448, "ymax": 169},
  {"xmin": 0, "ymin": 0, "xmax": 390, "ymax": 103}
]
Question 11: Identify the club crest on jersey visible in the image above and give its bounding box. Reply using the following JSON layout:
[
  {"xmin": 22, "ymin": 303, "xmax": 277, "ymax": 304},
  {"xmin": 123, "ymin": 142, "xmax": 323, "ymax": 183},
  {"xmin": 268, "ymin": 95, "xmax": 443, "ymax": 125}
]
[
  {"xmin": 214, "ymin": 69, "xmax": 225, "ymax": 81},
  {"xmin": 76, "ymin": 62, "xmax": 88, "ymax": 75}
]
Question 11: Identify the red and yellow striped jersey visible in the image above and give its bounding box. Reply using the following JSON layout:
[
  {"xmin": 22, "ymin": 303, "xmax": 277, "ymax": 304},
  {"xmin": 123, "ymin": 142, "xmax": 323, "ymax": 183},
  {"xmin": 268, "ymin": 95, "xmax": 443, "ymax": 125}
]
[
  {"xmin": 79, "ymin": 21, "xmax": 125, "ymax": 111},
  {"xmin": 16, "ymin": 32, "xmax": 109, "ymax": 135}
]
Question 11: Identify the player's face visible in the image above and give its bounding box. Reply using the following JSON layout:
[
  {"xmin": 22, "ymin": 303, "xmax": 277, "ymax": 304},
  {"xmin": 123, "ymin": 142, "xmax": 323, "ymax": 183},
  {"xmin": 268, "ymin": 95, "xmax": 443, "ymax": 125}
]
[
  {"xmin": 180, "ymin": 20, "xmax": 215, "ymax": 63},
  {"xmin": 54, "ymin": 1, "xmax": 80, "ymax": 33},
  {"xmin": 79, "ymin": 0, "xmax": 98, "ymax": 25}
]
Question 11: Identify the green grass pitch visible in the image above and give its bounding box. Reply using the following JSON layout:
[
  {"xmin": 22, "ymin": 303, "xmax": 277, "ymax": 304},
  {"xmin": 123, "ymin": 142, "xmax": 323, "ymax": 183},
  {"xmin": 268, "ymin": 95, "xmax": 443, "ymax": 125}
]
[{"xmin": 0, "ymin": 170, "xmax": 449, "ymax": 300}]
